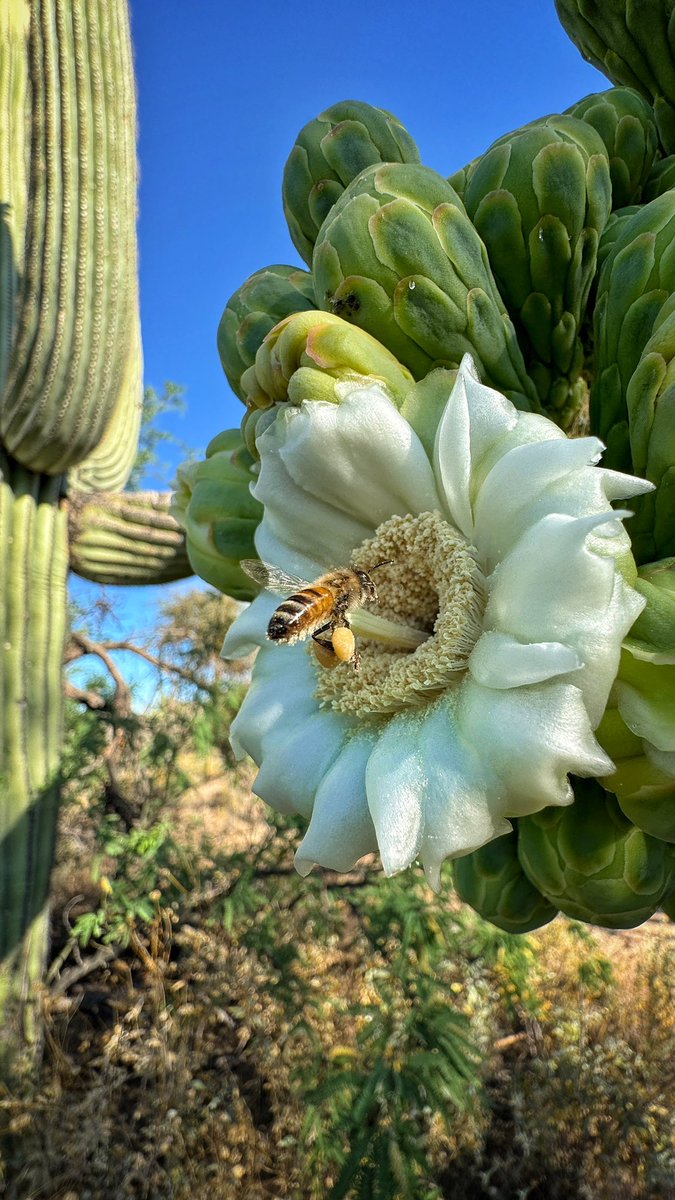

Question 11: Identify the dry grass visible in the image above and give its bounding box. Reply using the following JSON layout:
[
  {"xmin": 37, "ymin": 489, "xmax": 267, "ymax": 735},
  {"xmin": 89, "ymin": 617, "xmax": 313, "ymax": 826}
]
[{"xmin": 2, "ymin": 769, "xmax": 675, "ymax": 1200}]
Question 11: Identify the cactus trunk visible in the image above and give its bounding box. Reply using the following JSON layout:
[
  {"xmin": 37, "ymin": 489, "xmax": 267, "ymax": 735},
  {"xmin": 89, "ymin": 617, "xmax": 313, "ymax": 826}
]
[
  {"xmin": 0, "ymin": 461, "xmax": 68, "ymax": 1059},
  {"xmin": 0, "ymin": 0, "xmax": 148, "ymax": 1067}
]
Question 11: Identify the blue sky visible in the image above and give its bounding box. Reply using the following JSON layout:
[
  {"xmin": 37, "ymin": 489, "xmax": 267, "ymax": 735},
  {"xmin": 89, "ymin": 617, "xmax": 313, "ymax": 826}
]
[{"xmin": 70, "ymin": 0, "xmax": 608, "ymax": 696}]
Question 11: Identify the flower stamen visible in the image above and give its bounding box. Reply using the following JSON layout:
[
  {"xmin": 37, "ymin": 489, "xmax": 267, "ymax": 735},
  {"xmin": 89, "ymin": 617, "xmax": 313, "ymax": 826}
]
[{"xmin": 315, "ymin": 510, "xmax": 486, "ymax": 716}]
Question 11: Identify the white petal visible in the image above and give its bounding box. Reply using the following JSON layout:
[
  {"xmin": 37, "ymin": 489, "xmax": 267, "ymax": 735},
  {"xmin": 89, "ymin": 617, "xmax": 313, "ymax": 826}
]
[
  {"xmin": 458, "ymin": 676, "xmax": 613, "ymax": 812},
  {"xmin": 473, "ymin": 436, "xmax": 653, "ymax": 571},
  {"xmin": 473, "ymin": 437, "xmax": 602, "ymax": 569},
  {"xmin": 229, "ymin": 644, "xmax": 316, "ymax": 762},
  {"xmin": 285, "ymin": 384, "xmax": 441, "ymax": 521},
  {"xmin": 221, "ymin": 592, "xmax": 278, "ymax": 659},
  {"xmin": 576, "ymin": 571, "xmax": 646, "ymax": 727},
  {"xmin": 294, "ymin": 732, "xmax": 379, "ymax": 876},
  {"xmin": 484, "ymin": 511, "xmax": 644, "ymax": 724},
  {"xmin": 485, "ymin": 512, "xmax": 616, "ymax": 639},
  {"xmin": 365, "ymin": 699, "xmax": 510, "ymax": 891},
  {"xmin": 469, "ymin": 631, "xmax": 582, "ymax": 688},
  {"xmin": 253, "ymin": 387, "xmax": 440, "ymax": 577},
  {"xmin": 433, "ymin": 354, "xmax": 517, "ymax": 538},
  {"xmin": 253, "ymin": 706, "xmax": 350, "ymax": 819},
  {"xmin": 254, "ymin": 413, "xmax": 369, "ymax": 576},
  {"xmin": 365, "ymin": 713, "xmax": 425, "ymax": 876}
]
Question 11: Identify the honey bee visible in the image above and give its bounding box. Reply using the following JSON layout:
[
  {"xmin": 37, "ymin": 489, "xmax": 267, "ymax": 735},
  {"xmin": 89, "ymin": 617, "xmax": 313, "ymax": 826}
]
[{"xmin": 241, "ymin": 559, "xmax": 392, "ymax": 669}]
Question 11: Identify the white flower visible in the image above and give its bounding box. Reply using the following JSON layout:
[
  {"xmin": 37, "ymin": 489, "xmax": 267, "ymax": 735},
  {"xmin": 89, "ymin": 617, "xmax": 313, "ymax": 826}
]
[{"xmin": 223, "ymin": 356, "xmax": 652, "ymax": 889}]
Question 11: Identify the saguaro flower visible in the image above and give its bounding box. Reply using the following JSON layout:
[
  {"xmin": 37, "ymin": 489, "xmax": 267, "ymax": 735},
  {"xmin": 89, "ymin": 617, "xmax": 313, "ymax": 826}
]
[{"xmin": 223, "ymin": 356, "xmax": 651, "ymax": 888}]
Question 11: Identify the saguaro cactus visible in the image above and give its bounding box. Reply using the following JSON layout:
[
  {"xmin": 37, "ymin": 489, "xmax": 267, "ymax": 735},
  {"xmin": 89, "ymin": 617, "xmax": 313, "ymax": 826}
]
[{"xmin": 0, "ymin": 0, "xmax": 190, "ymax": 1061}]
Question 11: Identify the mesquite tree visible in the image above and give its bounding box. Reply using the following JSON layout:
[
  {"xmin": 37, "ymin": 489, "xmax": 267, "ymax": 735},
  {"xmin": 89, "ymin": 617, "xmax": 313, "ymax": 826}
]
[{"xmin": 0, "ymin": 0, "xmax": 190, "ymax": 1061}]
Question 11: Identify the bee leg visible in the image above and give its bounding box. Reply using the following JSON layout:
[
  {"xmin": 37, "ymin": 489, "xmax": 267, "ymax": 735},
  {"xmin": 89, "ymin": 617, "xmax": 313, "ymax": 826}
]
[
  {"xmin": 311, "ymin": 627, "xmax": 338, "ymax": 670},
  {"xmin": 312, "ymin": 625, "xmax": 336, "ymax": 653},
  {"xmin": 312, "ymin": 624, "xmax": 335, "ymax": 653}
]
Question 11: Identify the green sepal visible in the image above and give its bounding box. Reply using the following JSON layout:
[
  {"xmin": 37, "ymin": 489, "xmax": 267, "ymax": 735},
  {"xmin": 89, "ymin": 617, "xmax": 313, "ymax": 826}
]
[
  {"xmin": 643, "ymin": 154, "xmax": 675, "ymax": 202},
  {"xmin": 453, "ymin": 829, "xmax": 558, "ymax": 934},
  {"xmin": 596, "ymin": 702, "xmax": 675, "ymax": 841},
  {"xmin": 399, "ymin": 367, "xmax": 457, "ymax": 459},
  {"xmin": 614, "ymin": 762, "xmax": 675, "ymax": 843},
  {"xmin": 597, "ymin": 204, "xmax": 641, "ymax": 271},
  {"xmin": 613, "ymin": 649, "xmax": 675, "ymax": 753}
]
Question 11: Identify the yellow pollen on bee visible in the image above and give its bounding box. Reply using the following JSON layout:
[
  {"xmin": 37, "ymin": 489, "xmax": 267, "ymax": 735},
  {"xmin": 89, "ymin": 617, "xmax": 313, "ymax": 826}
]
[
  {"xmin": 313, "ymin": 510, "xmax": 486, "ymax": 717},
  {"xmin": 331, "ymin": 626, "xmax": 356, "ymax": 663},
  {"xmin": 312, "ymin": 640, "xmax": 340, "ymax": 669}
]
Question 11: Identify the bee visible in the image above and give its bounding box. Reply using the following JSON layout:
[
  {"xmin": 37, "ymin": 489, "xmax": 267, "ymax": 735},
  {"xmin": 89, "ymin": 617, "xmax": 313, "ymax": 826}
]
[{"xmin": 241, "ymin": 559, "xmax": 392, "ymax": 669}]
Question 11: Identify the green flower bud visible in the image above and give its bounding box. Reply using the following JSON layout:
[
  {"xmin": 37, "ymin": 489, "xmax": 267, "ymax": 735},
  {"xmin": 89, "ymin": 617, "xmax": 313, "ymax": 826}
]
[
  {"xmin": 596, "ymin": 708, "xmax": 675, "ymax": 844},
  {"xmin": 565, "ymin": 87, "xmax": 659, "ymax": 207},
  {"xmin": 245, "ymin": 309, "xmax": 414, "ymax": 409},
  {"xmin": 462, "ymin": 114, "xmax": 611, "ymax": 427},
  {"xmin": 282, "ymin": 100, "xmax": 421, "ymax": 266},
  {"xmin": 453, "ymin": 829, "xmax": 558, "ymax": 934},
  {"xmin": 217, "ymin": 265, "xmax": 317, "ymax": 402},
  {"xmin": 621, "ymin": 301, "xmax": 675, "ymax": 561},
  {"xmin": 555, "ymin": 0, "xmax": 675, "ymax": 152},
  {"xmin": 446, "ymin": 154, "xmax": 480, "ymax": 202},
  {"xmin": 626, "ymin": 557, "xmax": 675, "ymax": 663},
  {"xmin": 171, "ymin": 430, "xmax": 262, "ymax": 601},
  {"xmin": 591, "ymin": 192, "xmax": 675, "ymax": 556},
  {"xmin": 313, "ymin": 161, "xmax": 540, "ymax": 412},
  {"xmin": 518, "ymin": 780, "xmax": 675, "ymax": 929},
  {"xmin": 595, "ymin": 560, "xmax": 675, "ymax": 842}
]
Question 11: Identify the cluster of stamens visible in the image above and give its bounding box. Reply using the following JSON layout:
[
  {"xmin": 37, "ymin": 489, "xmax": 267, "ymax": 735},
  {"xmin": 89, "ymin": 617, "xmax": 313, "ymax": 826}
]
[{"xmin": 314, "ymin": 510, "xmax": 486, "ymax": 716}]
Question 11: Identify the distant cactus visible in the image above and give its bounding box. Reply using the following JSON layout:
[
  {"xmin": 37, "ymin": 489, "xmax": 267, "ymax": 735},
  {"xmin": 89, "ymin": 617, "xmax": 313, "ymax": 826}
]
[{"xmin": 0, "ymin": 0, "xmax": 191, "ymax": 1062}]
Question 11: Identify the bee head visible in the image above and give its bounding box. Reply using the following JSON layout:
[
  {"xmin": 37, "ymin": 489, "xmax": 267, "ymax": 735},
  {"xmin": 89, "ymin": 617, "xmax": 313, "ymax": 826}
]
[{"xmin": 356, "ymin": 560, "xmax": 393, "ymax": 604}]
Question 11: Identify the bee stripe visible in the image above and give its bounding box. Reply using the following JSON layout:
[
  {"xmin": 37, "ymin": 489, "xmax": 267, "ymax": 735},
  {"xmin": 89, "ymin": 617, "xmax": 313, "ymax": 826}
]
[{"xmin": 277, "ymin": 598, "xmax": 306, "ymax": 615}]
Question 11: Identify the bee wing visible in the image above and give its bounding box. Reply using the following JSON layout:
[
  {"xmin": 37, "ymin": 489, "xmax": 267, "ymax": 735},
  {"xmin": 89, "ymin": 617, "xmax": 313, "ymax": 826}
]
[{"xmin": 241, "ymin": 559, "xmax": 312, "ymax": 596}]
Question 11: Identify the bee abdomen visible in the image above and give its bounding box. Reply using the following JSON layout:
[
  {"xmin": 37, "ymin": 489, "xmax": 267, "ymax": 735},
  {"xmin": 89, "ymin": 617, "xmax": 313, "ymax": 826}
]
[{"xmin": 267, "ymin": 589, "xmax": 332, "ymax": 642}]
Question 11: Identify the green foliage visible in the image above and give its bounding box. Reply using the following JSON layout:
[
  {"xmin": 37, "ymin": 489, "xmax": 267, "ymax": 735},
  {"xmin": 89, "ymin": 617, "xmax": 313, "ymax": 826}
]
[
  {"xmin": 301, "ymin": 966, "xmax": 479, "ymax": 1200},
  {"xmin": 127, "ymin": 381, "xmax": 190, "ymax": 490},
  {"xmin": 72, "ymin": 817, "xmax": 192, "ymax": 947}
]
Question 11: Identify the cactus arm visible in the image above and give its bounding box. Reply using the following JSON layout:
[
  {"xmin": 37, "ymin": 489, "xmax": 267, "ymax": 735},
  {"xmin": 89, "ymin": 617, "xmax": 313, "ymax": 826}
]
[
  {"xmin": 68, "ymin": 309, "xmax": 143, "ymax": 494},
  {"xmin": 1, "ymin": 0, "xmax": 138, "ymax": 473},
  {"xmin": 0, "ymin": 463, "xmax": 68, "ymax": 1052},
  {"xmin": 0, "ymin": 1, "xmax": 31, "ymax": 399},
  {"xmin": 68, "ymin": 490, "xmax": 193, "ymax": 585}
]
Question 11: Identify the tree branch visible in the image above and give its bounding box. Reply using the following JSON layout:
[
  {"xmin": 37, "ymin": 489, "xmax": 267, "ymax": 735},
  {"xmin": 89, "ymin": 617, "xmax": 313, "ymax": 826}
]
[
  {"xmin": 67, "ymin": 632, "xmax": 133, "ymax": 716},
  {"xmin": 64, "ymin": 681, "xmax": 108, "ymax": 710},
  {"xmin": 98, "ymin": 639, "xmax": 217, "ymax": 694}
]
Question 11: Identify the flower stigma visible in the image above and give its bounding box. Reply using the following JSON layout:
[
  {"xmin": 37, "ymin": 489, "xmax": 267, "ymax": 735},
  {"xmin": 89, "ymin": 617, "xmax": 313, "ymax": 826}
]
[{"xmin": 315, "ymin": 510, "xmax": 486, "ymax": 715}]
